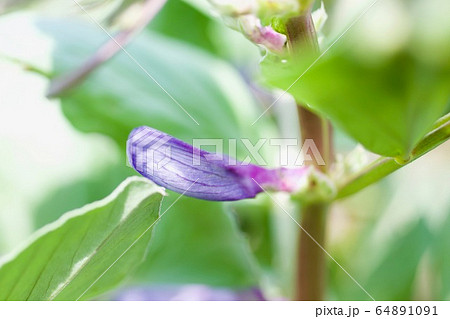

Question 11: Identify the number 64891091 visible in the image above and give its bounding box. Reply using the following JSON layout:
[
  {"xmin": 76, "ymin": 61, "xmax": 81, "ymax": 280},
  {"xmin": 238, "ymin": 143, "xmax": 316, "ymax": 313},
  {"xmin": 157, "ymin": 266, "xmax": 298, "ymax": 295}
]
[{"xmin": 375, "ymin": 306, "xmax": 438, "ymax": 316}]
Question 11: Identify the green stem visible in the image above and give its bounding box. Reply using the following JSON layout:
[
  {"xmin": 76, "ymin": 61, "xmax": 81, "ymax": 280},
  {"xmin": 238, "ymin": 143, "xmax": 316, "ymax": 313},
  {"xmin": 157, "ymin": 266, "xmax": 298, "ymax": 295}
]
[
  {"xmin": 337, "ymin": 113, "xmax": 450, "ymax": 199},
  {"xmin": 431, "ymin": 112, "xmax": 450, "ymax": 130},
  {"xmin": 286, "ymin": 10, "xmax": 333, "ymax": 301}
]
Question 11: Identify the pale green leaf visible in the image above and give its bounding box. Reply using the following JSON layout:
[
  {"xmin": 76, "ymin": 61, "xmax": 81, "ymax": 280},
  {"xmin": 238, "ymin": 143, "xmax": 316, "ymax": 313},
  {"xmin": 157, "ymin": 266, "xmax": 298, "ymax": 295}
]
[
  {"xmin": 0, "ymin": 177, "xmax": 165, "ymax": 301},
  {"xmin": 135, "ymin": 195, "xmax": 260, "ymax": 287},
  {"xmin": 0, "ymin": 0, "xmax": 139, "ymax": 23},
  {"xmin": 363, "ymin": 218, "xmax": 431, "ymax": 300},
  {"xmin": 0, "ymin": 14, "xmax": 273, "ymax": 154}
]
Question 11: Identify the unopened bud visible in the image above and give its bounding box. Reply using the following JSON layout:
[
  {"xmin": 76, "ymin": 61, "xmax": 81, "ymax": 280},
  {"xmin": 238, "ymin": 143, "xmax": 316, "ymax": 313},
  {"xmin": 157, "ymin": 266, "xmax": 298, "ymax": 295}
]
[{"xmin": 239, "ymin": 15, "xmax": 287, "ymax": 52}]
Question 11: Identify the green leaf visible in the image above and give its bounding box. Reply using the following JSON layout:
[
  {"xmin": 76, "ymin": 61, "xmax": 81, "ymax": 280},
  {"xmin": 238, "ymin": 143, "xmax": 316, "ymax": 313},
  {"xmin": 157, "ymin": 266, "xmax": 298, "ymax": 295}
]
[
  {"xmin": 33, "ymin": 163, "xmax": 132, "ymax": 229},
  {"xmin": 134, "ymin": 195, "xmax": 259, "ymax": 287},
  {"xmin": 431, "ymin": 206, "xmax": 450, "ymax": 300},
  {"xmin": 226, "ymin": 198, "xmax": 274, "ymax": 270},
  {"xmin": 0, "ymin": 14, "xmax": 273, "ymax": 153},
  {"xmin": 48, "ymin": 26, "xmax": 266, "ymax": 149},
  {"xmin": 148, "ymin": 0, "xmax": 217, "ymax": 53},
  {"xmin": 0, "ymin": 13, "xmax": 268, "ymax": 289},
  {"xmin": 262, "ymin": 0, "xmax": 450, "ymax": 157},
  {"xmin": 363, "ymin": 218, "xmax": 431, "ymax": 300},
  {"xmin": 330, "ymin": 218, "xmax": 431, "ymax": 300},
  {"xmin": 0, "ymin": 0, "xmax": 139, "ymax": 23},
  {"xmin": 263, "ymin": 50, "xmax": 449, "ymax": 157},
  {"xmin": 0, "ymin": 177, "xmax": 165, "ymax": 301}
]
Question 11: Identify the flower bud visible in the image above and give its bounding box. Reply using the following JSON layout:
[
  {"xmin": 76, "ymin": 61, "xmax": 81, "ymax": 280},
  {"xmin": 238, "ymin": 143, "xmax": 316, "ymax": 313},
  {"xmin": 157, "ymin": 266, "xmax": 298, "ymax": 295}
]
[
  {"xmin": 239, "ymin": 15, "xmax": 287, "ymax": 53},
  {"xmin": 208, "ymin": 0, "xmax": 292, "ymax": 53}
]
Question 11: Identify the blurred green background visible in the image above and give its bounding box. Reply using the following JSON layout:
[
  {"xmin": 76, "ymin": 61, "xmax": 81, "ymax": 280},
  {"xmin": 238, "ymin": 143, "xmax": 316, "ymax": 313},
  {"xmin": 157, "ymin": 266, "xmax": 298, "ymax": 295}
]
[{"xmin": 0, "ymin": 0, "xmax": 449, "ymax": 300}]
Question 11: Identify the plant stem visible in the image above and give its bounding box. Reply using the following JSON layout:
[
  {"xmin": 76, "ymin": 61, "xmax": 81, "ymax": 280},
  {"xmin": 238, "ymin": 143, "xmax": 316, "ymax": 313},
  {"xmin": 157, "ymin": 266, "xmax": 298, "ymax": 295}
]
[
  {"xmin": 47, "ymin": 0, "xmax": 167, "ymax": 97},
  {"xmin": 297, "ymin": 107, "xmax": 334, "ymax": 171},
  {"xmin": 286, "ymin": 11, "xmax": 334, "ymax": 301},
  {"xmin": 296, "ymin": 202, "xmax": 328, "ymax": 300},
  {"xmin": 337, "ymin": 113, "xmax": 450, "ymax": 199}
]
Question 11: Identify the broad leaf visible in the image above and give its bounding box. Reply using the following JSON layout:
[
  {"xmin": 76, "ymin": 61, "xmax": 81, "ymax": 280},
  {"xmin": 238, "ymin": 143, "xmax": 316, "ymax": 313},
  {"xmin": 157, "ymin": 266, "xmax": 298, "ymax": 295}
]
[
  {"xmin": 363, "ymin": 218, "xmax": 431, "ymax": 300},
  {"xmin": 33, "ymin": 163, "xmax": 132, "ymax": 229},
  {"xmin": 431, "ymin": 207, "xmax": 450, "ymax": 300},
  {"xmin": 148, "ymin": 0, "xmax": 218, "ymax": 53},
  {"xmin": 134, "ymin": 195, "xmax": 259, "ymax": 287},
  {"xmin": 0, "ymin": 14, "xmax": 272, "ymax": 288},
  {"xmin": 226, "ymin": 198, "xmax": 274, "ymax": 269},
  {"xmin": 48, "ymin": 27, "xmax": 267, "ymax": 150},
  {"xmin": 0, "ymin": 0, "xmax": 140, "ymax": 23},
  {"xmin": 0, "ymin": 14, "xmax": 273, "ymax": 154},
  {"xmin": 329, "ymin": 218, "xmax": 431, "ymax": 300},
  {"xmin": 262, "ymin": 0, "xmax": 450, "ymax": 157},
  {"xmin": 263, "ymin": 51, "xmax": 449, "ymax": 157},
  {"xmin": 0, "ymin": 177, "xmax": 164, "ymax": 301}
]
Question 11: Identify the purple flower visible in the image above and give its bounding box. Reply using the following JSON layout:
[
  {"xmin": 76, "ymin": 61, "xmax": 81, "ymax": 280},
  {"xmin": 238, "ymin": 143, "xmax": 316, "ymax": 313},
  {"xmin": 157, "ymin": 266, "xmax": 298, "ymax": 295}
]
[
  {"xmin": 127, "ymin": 126, "xmax": 309, "ymax": 201},
  {"xmin": 115, "ymin": 285, "xmax": 266, "ymax": 301}
]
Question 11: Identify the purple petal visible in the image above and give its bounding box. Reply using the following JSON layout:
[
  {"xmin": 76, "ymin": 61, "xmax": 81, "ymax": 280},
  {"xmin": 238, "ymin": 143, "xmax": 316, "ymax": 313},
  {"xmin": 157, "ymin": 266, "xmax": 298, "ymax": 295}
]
[
  {"xmin": 127, "ymin": 126, "xmax": 308, "ymax": 201},
  {"xmin": 115, "ymin": 285, "xmax": 266, "ymax": 301}
]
